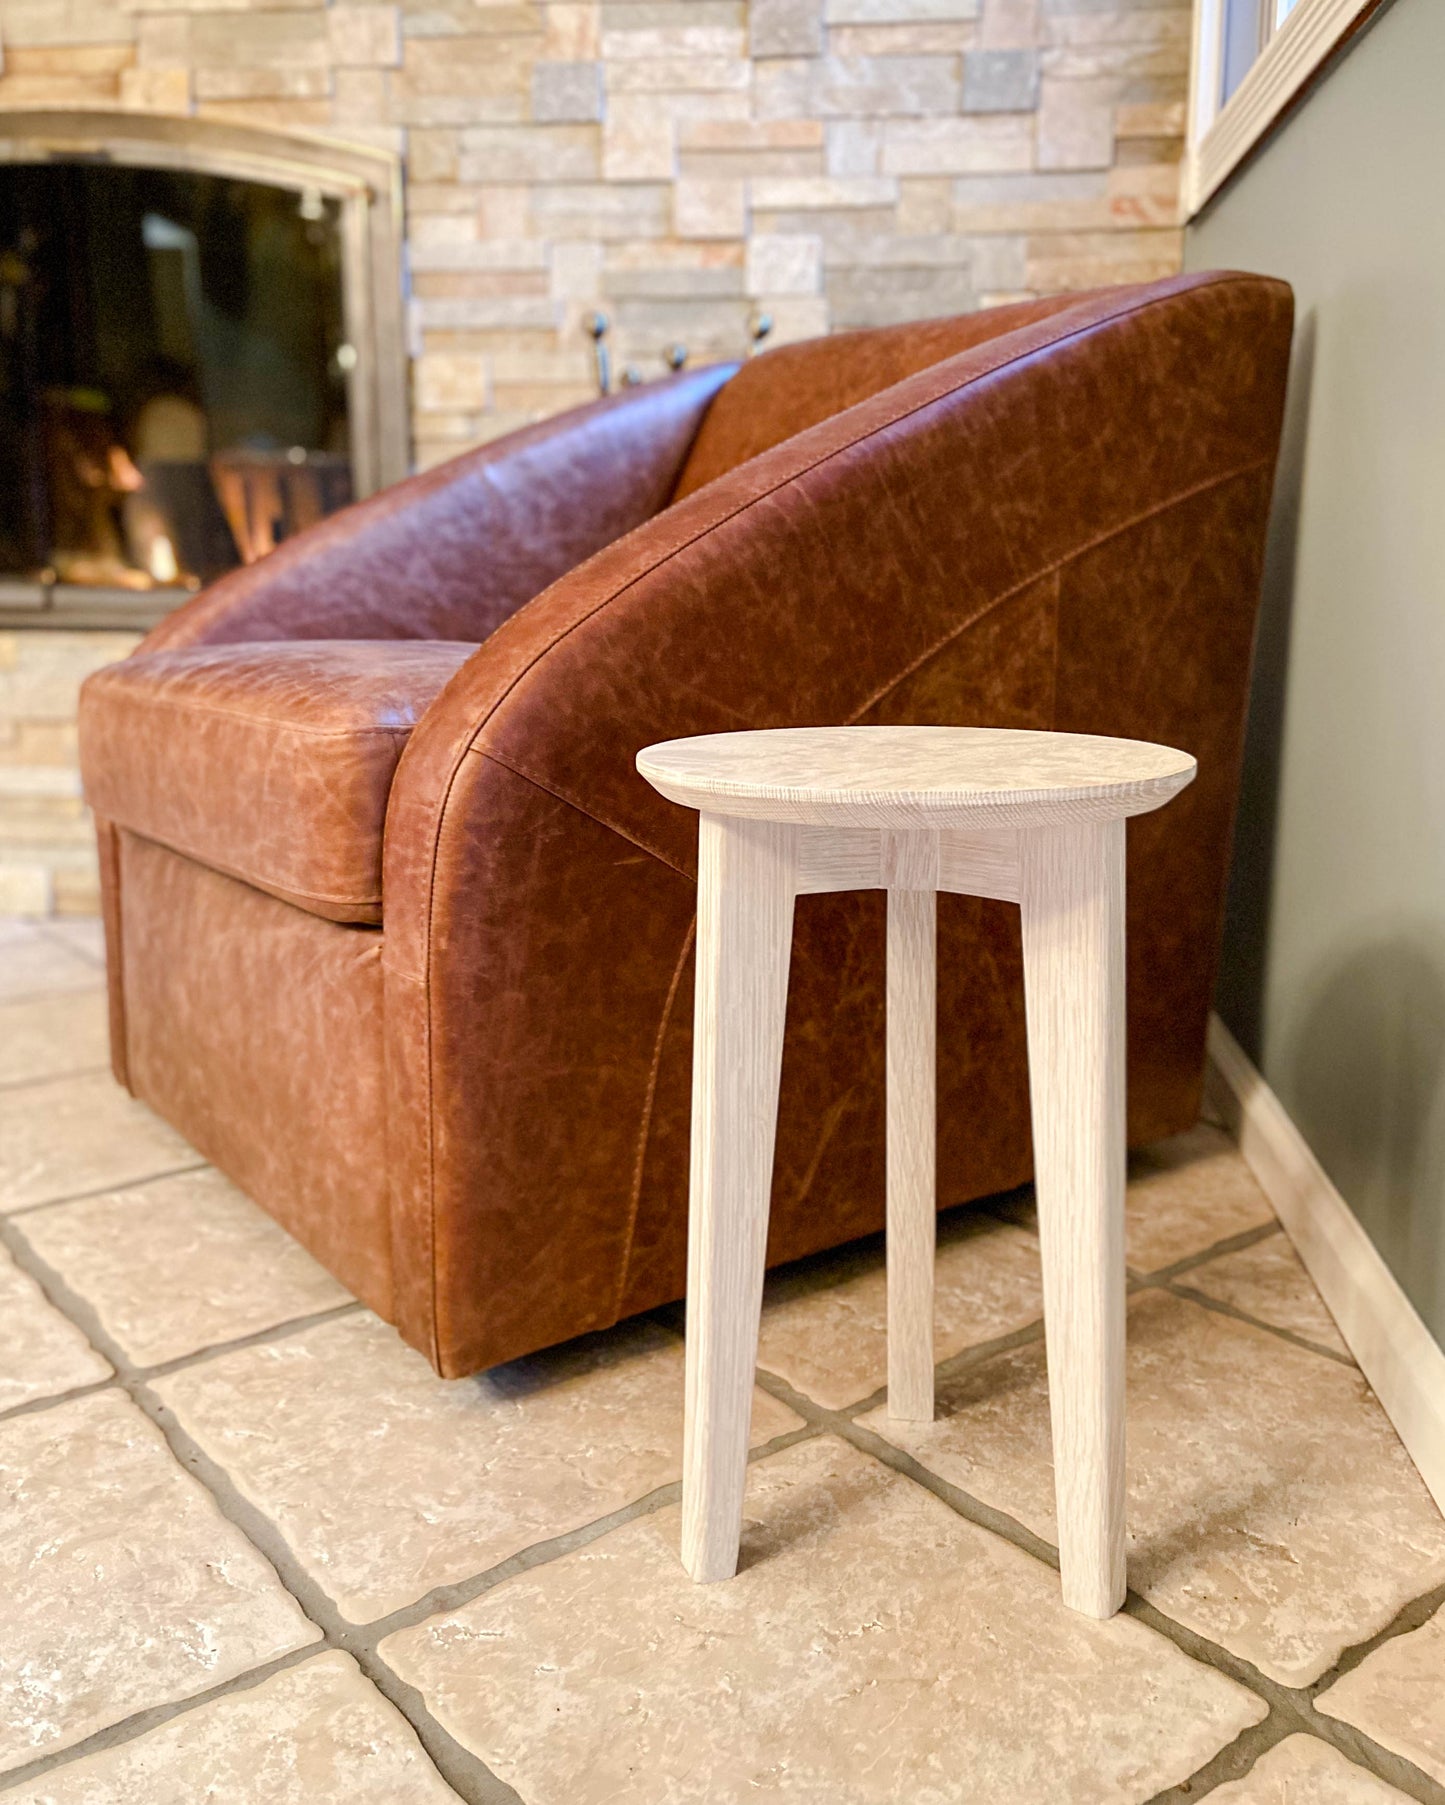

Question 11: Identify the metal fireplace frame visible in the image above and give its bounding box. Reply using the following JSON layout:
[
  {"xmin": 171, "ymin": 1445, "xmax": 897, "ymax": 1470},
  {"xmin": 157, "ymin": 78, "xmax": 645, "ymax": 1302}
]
[{"xmin": 0, "ymin": 108, "xmax": 409, "ymax": 630}]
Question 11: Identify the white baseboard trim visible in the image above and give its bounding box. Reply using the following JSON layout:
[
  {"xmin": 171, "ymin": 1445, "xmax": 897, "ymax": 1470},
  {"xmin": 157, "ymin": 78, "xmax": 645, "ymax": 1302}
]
[{"xmin": 1205, "ymin": 1012, "xmax": 1445, "ymax": 1517}]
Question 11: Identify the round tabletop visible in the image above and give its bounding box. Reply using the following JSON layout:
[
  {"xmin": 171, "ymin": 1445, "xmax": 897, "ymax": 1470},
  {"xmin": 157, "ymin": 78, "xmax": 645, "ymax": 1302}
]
[{"xmin": 637, "ymin": 726, "xmax": 1196, "ymax": 830}]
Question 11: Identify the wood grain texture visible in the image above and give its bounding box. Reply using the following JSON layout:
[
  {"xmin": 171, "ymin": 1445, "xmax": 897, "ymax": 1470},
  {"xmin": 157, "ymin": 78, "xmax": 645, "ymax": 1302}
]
[
  {"xmin": 637, "ymin": 727, "xmax": 1190, "ymax": 1610},
  {"xmin": 794, "ymin": 823, "xmax": 1022, "ymax": 900},
  {"xmin": 938, "ymin": 826, "xmax": 1020, "ymax": 903},
  {"xmin": 637, "ymin": 726, "xmax": 1195, "ymax": 831},
  {"xmin": 795, "ymin": 825, "xmax": 881, "ymax": 894},
  {"xmin": 681, "ymin": 812, "xmax": 798, "ymax": 1583},
  {"xmin": 886, "ymin": 872, "xmax": 937, "ymax": 1423},
  {"xmin": 881, "ymin": 826, "xmax": 940, "ymax": 892},
  {"xmin": 1019, "ymin": 818, "xmax": 1128, "ymax": 1619}
]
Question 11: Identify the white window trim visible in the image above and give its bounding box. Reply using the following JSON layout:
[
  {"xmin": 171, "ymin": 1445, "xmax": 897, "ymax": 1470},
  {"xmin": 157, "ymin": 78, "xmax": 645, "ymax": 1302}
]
[{"xmin": 1185, "ymin": 0, "xmax": 1380, "ymax": 217}]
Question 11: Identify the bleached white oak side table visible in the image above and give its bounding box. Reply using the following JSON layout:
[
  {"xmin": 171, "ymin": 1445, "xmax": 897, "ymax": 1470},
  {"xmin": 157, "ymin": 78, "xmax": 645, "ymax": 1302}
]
[{"xmin": 636, "ymin": 725, "xmax": 1196, "ymax": 1619}]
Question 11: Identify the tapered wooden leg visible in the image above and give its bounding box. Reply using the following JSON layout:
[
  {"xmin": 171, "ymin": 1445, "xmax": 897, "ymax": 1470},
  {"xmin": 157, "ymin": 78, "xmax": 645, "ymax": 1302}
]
[
  {"xmin": 1019, "ymin": 818, "xmax": 1128, "ymax": 1619},
  {"xmin": 682, "ymin": 812, "xmax": 797, "ymax": 1583},
  {"xmin": 886, "ymin": 878, "xmax": 937, "ymax": 1423}
]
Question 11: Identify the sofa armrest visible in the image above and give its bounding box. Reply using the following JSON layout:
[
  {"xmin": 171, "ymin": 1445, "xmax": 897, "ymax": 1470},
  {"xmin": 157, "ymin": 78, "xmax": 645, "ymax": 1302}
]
[
  {"xmin": 378, "ymin": 270, "xmax": 1294, "ymax": 1373},
  {"xmin": 139, "ymin": 365, "xmax": 734, "ymax": 654}
]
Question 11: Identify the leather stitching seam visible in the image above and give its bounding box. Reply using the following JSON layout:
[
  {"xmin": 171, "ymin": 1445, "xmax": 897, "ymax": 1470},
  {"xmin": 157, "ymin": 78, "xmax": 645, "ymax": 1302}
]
[
  {"xmin": 466, "ymin": 751, "xmax": 695, "ymax": 1332},
  {"xmin": 412, "ymin": 743, "xmax": 473, "ymax": 1370},
  {"xmin": 94, "ymin": 693, "xmax": 424, "ymax": 739},
  {"xmin": 848, "ymin": 457, "xmax": 1270, "ymax": 720},
  {"xmin": 1048, "ymin": 565, "xmax": 1063, "ymax": 732},
  {"xmin": 474, "ymin": 456, "xmax": 1272, "ymax": 841},
  {"xmin": 109, "ymin": 827, "xmax": 383, "ymax": 914},
  {"xmin": 102, "ymin": 821, "xmax": 131, "ymax": 1091},
  {"xmin": 617, "ymin": 915, "xmax": 697, "ymax": 1325},
  {"xmin": 395, "ymin": 390, "xmax": 727, "ymax": 1367},
  {"xmin": 474, "ymin": 747, "xmax": 691, "ymax": 876}
]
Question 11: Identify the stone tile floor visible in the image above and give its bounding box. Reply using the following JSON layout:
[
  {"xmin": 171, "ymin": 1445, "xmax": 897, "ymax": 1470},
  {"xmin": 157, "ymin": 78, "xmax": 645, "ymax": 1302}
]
[{"xmin": 1, "ymin": 915, "xmax": 1443, "ymax": 1803}]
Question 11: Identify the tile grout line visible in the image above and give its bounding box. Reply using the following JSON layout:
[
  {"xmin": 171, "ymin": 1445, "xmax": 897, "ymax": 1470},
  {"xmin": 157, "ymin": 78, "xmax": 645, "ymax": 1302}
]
[
  {"xmin": 0, "ymin": 1416, "xmax": 821, "ymax": 1796},
  {"xmin": 0, "ymin": 1063, "xmax": 113, "ymax": 1095},
  {"xmin": 3, "ymin": 1143, "xmax": 1436, "ymax": 1802},
  {"xmin": 0, "ymin": 1300, "xmax": 370, "ymax": 1427},
  {"xmin": 0, "ymin": 1347, "xmax": 816, "ymax": 1794},
  {"xmin": 136, "ymin": 1299, "xmax": 367, "ymax": 1380},
  {"xmin": 0, "ymin": 1372, "xmax": 115, "ymax": 1427},
  {"xmin": 1155, "ymin": 1275, "xmax": 1357, "ymax": 1367},
  {"xmin": 812, "ymin": 1371, "xmax": 1445, "ymax": 1803},
  {"xmin": 1142, "ymin": 1712, "xmax": 1314, "ymax": 1802},
  {"xmin": 1126, "ymin": 1216, "xmax": 1284, "ymax": 1285},
  {"xmin": 0, "ymin": 1215, "xmax": 523, "ymax": 1805},
  {"xmin": 354, "ymin": 1417, "xmax": 822, "ymax": 1648},
  {"xmin": 751, "ymin": 1366, "xmax": 1445, "ymax": 1801},
  {"xmin": 754, "ymin": 1363, "xmax": 1067, "ymax": 1572},
  {"xmin": 839, "ymin": 1314, "xmax": 1051, "ymax": 1423},
  {"xmin": 1175, "ymin": 1725, "xmax": 1445, "ymax": 1804},
  {"xmin": 343, "ymin": 1205, "xmax": 1428, "ymax": 1788},
  {"xmin": 656, "ymin": 1212, "xmax": 1339, "ymax": 1393},
  {"xmin": 0, "ymin": 1649, "xmax": 328, "ymax": 1798},
  {"xmin": 2, "ymin": 1160, "xmax": 212, "ymax": 1219},
  {"xmin": 0, "ymin": 983, "xmax": 1423, "ymax": 1732},
  {"xmin": 841, "ymin": 1412, "xmax": 1445, "ymax": 1801},
  {"xmin": 1135, "ymin": 1575, "xmax": 1445, "ymax": 1805},
  {"xmin": 0, "ymin": 1209, "xmax": 814, "ymax": 1800},
  {"xmin": 1319, "ymin": 1579, "xmax": 1445, "ymax": 1689},
  {"xmin": 6, "ymin": 1343, "xmax": 1437, "ymax": 1805}
]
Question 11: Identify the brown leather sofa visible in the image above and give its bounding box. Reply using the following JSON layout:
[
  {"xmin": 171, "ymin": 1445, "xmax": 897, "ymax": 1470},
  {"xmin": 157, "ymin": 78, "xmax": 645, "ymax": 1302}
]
[{"xmin": 79, "ymin": 271, "xmax": 1293, "ymax": 1378}]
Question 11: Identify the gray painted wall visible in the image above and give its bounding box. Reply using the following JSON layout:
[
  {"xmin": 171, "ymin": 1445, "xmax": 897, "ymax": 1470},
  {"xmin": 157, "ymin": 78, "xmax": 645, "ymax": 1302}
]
[{"xmin": 1185, "ymin": 0, "xmax": 1445, "ymax": 1341}]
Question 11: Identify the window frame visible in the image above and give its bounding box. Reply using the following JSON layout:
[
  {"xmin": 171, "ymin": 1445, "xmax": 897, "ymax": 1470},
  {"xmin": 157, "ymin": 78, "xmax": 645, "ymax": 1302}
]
[{"xmin": 1185, "ymin": 0, "xmax": 1385, "ymax": 216}]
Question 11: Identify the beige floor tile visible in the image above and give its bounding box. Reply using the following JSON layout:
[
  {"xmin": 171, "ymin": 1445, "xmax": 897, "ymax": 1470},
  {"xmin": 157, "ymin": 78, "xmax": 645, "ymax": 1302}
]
[
  {"xmin": 36, "ymin": 919, "xmax": 106, "ymax": 965},
  {"xmin": 0, "ymin": 923, "xmax": 103, "ymax": 1005},
  {"xmin": 0, "ymin": 1390, "xmax": 319, "ymax": 1773},
  {"xmin": 0, "ymin": 1071, "xmax": 199, "ymax": 1214},
  {"xmin": 382, "ymin": 1435, "xmax": 1266, "ymax": 1805},
  {"xmin": 155, "ymin": 1312, "xmax": 800, "ymax": 1623},
  {"xmin": 976, "ymin": 1125, "xmax": 1276, "ymax": 1274},
  {"xmin": 8, "ymin": 1653, "xmax": 460, "ymax": 1804},
  {"xmin": 0, "ymin": 991, "xmax": 110, "ymax": 1089},
  {"xmin": 861, "ymin": 1290, "xmax": 1445, "ymax": 1686},
  {"xmin": 757, "ymin": 1211, "xmax": 1043, "ymax": 1409},
  {"xmin": 1126, "ymin": 1124, "xmax": 1276, "ymax": 1273},
  {"xmin": 0, "ymin": 1245, "xmax": 112, "ymax": 1412},
  {"xmin": 1208, "ymin": 1736, "xmax": 1414, "ymax": 1801},
  {"xmin": 1315, "ymin": 1603, "xmax": 1445, "ymax": 1785},
  {"xmin": 20, "ymin": 1167, "xmax": 353, "ymax": 1368},
  {"xmin": 1185, "ymin": 1233, "xmax": 1350, "ymax": 1355}
]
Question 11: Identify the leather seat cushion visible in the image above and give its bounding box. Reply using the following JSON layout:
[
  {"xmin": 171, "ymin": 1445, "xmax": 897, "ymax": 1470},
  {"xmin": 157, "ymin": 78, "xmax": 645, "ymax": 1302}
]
[{"xmin": 80, "ymin": 640, "xmax": 476, "ymax": 924}]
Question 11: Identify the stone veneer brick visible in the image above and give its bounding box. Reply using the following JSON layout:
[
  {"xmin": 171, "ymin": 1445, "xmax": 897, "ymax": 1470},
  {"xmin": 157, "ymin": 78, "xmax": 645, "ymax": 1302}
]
[
  {"xmin": 0, "ymin": 633, "xmax": 141, "ymax": 917},
  {"xmin": 0, "ymin": 0, "xmax": 1186, "ymax": 464},
  {"xmin": 0, "ymin": 0, "xmax": 1186, "ymax": 911}
]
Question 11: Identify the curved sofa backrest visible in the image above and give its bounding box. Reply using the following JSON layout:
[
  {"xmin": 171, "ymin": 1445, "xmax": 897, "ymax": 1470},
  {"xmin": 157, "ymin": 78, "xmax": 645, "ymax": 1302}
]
[
  {"xmin": 387, "ymin": 267, "xmax": 1294, "ymax": 941},
  {"xmin": 670, "ymin": 291, "xmax": 1098, "ymax": 501}
]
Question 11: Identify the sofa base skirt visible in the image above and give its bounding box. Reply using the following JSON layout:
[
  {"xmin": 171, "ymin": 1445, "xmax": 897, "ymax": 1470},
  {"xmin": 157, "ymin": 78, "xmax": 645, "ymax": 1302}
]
[
  {"xmin": 110, "ymin": 831, "xmax": 395, "ymax": 1320},
  {"xmin": 99, "ymin": 824, "xmax": 1206, "ymax": 1379}
]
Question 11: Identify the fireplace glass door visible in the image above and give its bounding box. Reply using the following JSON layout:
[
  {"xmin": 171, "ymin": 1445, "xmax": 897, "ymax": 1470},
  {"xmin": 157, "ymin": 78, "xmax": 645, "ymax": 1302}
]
[{"xmin": 0, "ymin": 161, "xmax": 354, "ymax": 604}]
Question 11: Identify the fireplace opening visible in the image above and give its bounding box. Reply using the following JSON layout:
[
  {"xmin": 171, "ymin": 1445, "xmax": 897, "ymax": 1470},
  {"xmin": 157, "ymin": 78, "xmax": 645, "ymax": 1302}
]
[{"xmin": 0, "ymin": 160, "xmax": 356, "ymax": 608}]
